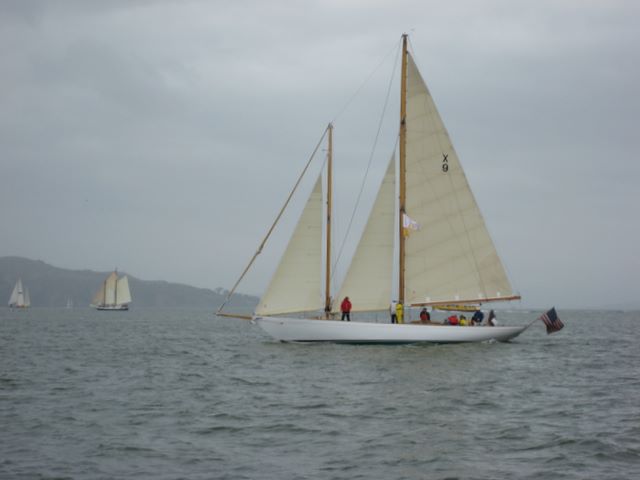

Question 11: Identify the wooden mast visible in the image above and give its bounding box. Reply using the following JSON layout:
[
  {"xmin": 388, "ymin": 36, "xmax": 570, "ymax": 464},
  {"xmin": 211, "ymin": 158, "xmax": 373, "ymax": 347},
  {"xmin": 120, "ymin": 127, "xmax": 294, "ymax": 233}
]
[
  {"xmin": 324, "ymin": 123, "xmax": 333, "ymax": 318},
  {"xmin": 398, "ymin": 34, "xmax": 408, "ymax": 306}
]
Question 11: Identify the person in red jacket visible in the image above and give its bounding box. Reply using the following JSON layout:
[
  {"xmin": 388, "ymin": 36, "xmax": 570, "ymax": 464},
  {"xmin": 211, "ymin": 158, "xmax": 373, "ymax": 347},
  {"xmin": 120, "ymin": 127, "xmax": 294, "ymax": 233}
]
[{"xmin": 340, "ymin": 296, "xmax": 352, "ymax": 321}]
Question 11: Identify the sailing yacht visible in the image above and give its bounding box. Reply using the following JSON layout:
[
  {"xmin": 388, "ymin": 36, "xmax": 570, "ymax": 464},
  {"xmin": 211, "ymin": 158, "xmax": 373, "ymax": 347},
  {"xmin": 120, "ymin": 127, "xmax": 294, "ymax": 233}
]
[
  {"xmin": 218, "ymin": 35, "xmax": 529, "ymax": 343},
  {"xmin": 91, "ymin": 270, "xmax": 132, "ymax": 311},
  {"xmin": 8, "ymin": 278, "xmax": 31, "ymax": 309}
]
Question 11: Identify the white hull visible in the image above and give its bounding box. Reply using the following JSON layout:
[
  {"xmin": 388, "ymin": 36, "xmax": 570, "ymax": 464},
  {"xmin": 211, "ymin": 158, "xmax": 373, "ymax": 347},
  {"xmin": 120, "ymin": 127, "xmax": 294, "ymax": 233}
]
[
  {"xmin": 255, "ymin": 316, "xmax": 527, "ymax": 344},
  {"xmin": 94, "ymin": 304, "xmax": 129, "ymax": 311}
]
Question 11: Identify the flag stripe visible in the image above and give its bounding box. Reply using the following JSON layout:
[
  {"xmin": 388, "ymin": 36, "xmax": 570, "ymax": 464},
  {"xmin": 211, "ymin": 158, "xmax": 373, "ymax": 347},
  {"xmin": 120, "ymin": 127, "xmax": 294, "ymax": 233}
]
[{"xmin": 539, "ymin": 307, "xmax": 564, "ymax": 334}]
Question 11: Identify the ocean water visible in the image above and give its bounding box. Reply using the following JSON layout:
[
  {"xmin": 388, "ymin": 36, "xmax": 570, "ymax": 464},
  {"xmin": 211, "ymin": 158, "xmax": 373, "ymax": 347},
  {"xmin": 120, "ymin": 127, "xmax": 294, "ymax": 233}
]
[{"xmin": 1, "ymin": 308, "xmax": 638, "ymax": 480}]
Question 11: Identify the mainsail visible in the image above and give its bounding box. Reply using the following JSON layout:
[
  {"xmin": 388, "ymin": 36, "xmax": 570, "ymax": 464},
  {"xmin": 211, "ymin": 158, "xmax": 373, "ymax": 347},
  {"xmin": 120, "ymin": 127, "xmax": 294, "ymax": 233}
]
[
  {"xmin": 8, "ymin": 279, "xmax": 22, "ymax": 306},
  {"xmin": 8, "ymin": 278, "xmax": 30, "ymax": 307},
  {"xmin": 402, "ymin": 52, "xmax": 516, "ymax": 306},
  {"xmin": 332, "ymin": 157, "xmax": 396, "ymax": 313},
  {"xmin": 104, "ymin": 272, "xmax": 118, "ymax": 305},
  {"xmin": 256, "ymin": 175, "xmax": 323, "ymax": 316}
]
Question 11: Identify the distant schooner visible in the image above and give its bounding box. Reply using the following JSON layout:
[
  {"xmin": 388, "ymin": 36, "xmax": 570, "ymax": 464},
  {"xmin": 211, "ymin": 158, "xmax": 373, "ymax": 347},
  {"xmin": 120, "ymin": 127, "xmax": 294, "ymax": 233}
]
[{"xmin": 91, "ymin": 270, "xmax": 132, "ymax": 311}]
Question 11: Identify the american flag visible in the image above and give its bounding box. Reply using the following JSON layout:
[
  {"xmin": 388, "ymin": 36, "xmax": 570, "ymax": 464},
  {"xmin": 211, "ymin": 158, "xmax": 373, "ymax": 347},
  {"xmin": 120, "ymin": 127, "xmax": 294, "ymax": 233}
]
[{"xmin": 539, "ymin": 307, "xmax": 564, "ymax": 334}]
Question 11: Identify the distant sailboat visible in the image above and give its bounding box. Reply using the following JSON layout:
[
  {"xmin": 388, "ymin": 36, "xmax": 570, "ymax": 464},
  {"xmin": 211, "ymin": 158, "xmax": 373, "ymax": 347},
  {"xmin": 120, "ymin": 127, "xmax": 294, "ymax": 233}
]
[
  {"xmin": 66, "ymin": 297, "xmax": 74, "ymax": 309},
  {"xmin": 218, "ymin": 34, "xmax": 531, "ymax": 344},
  {"xmin": 91, "ymin": 270, "xmax": 132, "ymax": 311},
  {"xmin": 8, "ymin": 278, "xmax": 31, "ymax": 309}
]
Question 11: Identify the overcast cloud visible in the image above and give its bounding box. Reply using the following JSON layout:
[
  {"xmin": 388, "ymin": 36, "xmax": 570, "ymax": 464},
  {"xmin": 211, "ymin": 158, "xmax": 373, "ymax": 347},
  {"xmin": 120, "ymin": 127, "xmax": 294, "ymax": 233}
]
[{"xmin": 1, "ymin": 0, "xmax": 638, "ymax": 309}]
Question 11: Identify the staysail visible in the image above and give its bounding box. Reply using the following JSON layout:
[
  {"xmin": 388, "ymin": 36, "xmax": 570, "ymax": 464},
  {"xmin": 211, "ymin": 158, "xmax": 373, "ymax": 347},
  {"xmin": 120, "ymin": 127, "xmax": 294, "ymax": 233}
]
[
  {"xmin": 256, "ymin": 175, "xmax": 323, "ymax": 316},
  {"xmin": 403, "ymin": 52, "xmax": 516, "ymax": 306},
  {"xmin": 332, "ymin": 156, "xmax": 396, "ymax": 313}
]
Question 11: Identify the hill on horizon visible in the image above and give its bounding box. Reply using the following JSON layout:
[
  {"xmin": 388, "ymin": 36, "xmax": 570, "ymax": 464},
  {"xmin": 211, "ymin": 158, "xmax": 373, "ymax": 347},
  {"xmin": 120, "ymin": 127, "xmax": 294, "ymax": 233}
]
[{"xmin": 0, "ymin": 256, "xmax": 257, "ymax": 309}]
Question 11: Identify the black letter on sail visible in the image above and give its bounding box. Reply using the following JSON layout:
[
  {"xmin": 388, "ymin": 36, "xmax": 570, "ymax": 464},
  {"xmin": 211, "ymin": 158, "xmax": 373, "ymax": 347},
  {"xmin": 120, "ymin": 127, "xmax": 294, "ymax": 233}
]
[{"xmin": 442, "ymin": 153, "xmax": 449, "ymax": 173}]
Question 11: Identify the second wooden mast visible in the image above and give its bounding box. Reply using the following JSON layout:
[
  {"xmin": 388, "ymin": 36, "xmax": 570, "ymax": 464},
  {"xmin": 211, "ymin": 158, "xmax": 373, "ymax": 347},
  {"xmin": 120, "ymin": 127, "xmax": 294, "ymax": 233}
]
[
  {"xmin": 398, "ymin": 34, "xmax": 408, "ymax": 307},
  {"xmin": 324, "ymin": 123, "xmax": 333, "ymax": 318}
]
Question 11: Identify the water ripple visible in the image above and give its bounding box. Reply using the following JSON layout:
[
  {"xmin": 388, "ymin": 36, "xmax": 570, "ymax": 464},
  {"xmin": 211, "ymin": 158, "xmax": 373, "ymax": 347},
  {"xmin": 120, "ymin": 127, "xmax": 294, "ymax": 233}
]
[{"xmin": 1, "ymin": 308, "xmax": 639, "ymax": 479}]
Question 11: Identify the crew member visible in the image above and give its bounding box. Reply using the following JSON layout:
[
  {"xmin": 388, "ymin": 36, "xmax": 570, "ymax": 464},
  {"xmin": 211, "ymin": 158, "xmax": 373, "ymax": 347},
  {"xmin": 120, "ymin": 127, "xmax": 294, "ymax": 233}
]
[{"xmin": 341, "ymin": 296, "xmax": 352, "ymax": 321}]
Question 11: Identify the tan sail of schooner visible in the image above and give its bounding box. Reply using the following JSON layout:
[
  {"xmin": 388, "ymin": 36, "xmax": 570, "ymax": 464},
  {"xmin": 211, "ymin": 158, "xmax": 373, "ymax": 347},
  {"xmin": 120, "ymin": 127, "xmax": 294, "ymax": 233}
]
[{"xmin": 218, "ymin": 34, "xmax": 528, "ymax": 343}]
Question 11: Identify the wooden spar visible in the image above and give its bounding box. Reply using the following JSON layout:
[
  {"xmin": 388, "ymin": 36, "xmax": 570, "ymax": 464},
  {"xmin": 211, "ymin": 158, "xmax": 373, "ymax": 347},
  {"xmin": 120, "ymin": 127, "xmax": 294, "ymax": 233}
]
[
  {"xmin": 216, "ymin": 312, "xmax": 253, "ymax": 320},
  {"xmin": 324, "ymin": 123, "xmax": 333, "ymax": 318},
  {"xmin": 398, "ymin": 34, "xmax": 408, "ymax": 306},
  {"xmin": 411, "ymin": 295, "xmax": 522, "ymax": 307}
]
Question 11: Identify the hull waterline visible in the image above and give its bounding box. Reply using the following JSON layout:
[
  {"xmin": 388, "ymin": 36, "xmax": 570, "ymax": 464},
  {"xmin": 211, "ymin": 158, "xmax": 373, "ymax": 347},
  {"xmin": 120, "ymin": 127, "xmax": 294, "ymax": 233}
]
[{"xmin": 254, "ymin": 316, "xmax": 527, "ymax": 344}]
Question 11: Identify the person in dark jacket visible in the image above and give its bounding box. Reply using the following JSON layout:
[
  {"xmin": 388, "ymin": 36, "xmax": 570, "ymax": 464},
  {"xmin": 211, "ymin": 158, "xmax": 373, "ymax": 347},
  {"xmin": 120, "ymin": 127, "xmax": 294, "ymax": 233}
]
[
  {"xmin": 341, "ymin": 297, "xmax": 352, "ymax": 321},
  {"xmin": 472, "ymin": 309, "xmax": 484, "ymax": 325}
]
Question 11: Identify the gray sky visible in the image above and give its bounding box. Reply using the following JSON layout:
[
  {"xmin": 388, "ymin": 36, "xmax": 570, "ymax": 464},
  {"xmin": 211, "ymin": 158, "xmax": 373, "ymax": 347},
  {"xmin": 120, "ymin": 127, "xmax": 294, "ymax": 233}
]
[{"xmin": 1, "ymin": 0, "xmax": 638, "ymax": 309}]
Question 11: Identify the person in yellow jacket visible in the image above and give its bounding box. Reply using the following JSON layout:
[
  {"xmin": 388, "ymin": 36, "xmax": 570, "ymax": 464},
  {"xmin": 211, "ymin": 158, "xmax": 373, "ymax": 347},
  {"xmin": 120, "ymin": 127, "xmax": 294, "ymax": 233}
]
[{"xmin": 395, "ymin": 302, "xmax": 404, "ymax": 324}]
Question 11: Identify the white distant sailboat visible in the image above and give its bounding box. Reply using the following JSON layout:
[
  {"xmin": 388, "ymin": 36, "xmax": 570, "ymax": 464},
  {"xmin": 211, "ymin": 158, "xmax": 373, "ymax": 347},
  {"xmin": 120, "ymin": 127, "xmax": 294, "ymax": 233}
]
[
  {"xmin": 218, "ymin": 35, "xmax": 529, "ymax": 343},
  {"xmin": 8, "ymin": 278, "xmax": 31, "ymax": 309},
  {"xmin": 91, "ymin": 270, "xmax": 132, "ymax": 311}
]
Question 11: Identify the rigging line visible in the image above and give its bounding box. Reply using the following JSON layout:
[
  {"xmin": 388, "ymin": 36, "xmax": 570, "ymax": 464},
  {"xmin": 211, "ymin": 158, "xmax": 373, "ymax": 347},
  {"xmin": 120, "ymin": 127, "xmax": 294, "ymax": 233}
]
[
  {"xmin": 216, "ymin": 126, "xmax": 330, "ymax": 316},
  {"xmin": 331, "ymin": 41, "xmax": 401, "ymax": 282},
  {"xmin": 331, "ymin": 38, "xmax": 401, "ymax": 124}
]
